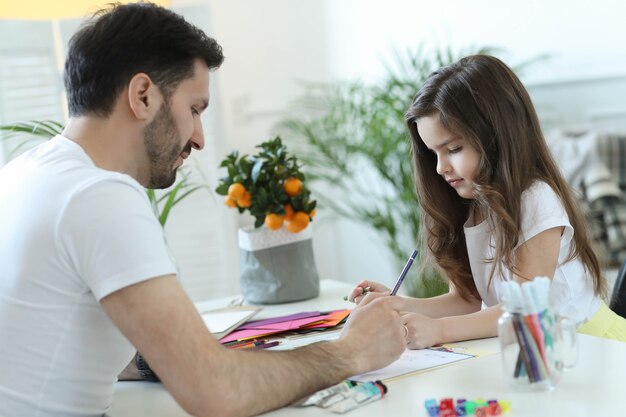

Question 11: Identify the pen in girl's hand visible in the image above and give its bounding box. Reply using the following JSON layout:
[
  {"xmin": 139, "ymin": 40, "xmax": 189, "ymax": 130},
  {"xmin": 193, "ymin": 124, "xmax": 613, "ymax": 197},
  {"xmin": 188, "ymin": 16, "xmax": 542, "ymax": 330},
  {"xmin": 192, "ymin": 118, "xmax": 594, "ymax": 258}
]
[
  {"xmin": 390, "ymin": 250, "xmax": 418, "ymax": 296},
  {"xmin": 343, "ymin": 286, "xmax": 371, "ymax": 301}
]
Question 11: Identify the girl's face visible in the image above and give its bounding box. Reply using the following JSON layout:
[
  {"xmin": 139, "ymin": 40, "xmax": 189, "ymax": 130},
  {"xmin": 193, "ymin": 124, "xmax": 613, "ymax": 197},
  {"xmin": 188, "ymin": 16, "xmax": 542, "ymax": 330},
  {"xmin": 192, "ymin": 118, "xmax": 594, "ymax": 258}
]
[{"xmin": 416, "ymin": 114, "xmax": 481, "ymax": 200}]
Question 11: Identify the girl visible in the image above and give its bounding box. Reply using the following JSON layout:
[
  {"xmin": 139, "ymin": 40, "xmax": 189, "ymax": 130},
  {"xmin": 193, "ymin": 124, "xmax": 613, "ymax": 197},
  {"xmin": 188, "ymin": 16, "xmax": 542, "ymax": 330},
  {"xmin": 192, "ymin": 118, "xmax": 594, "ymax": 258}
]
[{"xmin": 349, "ymin": 54, "xmax": 626, "ymax": 347}]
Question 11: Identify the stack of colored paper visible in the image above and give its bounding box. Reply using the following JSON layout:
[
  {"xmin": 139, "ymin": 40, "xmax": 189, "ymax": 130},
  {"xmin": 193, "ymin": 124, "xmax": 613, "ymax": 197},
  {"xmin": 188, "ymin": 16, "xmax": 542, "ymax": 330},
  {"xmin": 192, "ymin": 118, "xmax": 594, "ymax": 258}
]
[{"xmin": 219, "ymin": 309, "xmax": 351, "ymax": 344}]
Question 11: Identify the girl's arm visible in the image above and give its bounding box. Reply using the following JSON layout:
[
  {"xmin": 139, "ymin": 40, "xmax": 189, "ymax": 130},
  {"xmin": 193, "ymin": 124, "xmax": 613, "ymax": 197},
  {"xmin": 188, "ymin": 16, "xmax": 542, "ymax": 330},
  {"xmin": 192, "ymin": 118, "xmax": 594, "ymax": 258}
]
[
  {"xmin": 354, "ymin": 226, "xmax": 564, "ymax": 349},
  {"xmin": 402, "ymin": 226, "xmax": 564, "ymax": 348},
  {"xmin": 394, "ymin": 290, "xmax": 482, "ymax": 318},
  {"xmin": 353, "ymin": 280, "xmax": 481, "ymax": 318},
  {"xmin": 511, "ymin": 226, "xmax": 563, "ymax": 282},
  {"xmin": 402, "ymin": 304, "xmax": 502, "ymax": 349}
]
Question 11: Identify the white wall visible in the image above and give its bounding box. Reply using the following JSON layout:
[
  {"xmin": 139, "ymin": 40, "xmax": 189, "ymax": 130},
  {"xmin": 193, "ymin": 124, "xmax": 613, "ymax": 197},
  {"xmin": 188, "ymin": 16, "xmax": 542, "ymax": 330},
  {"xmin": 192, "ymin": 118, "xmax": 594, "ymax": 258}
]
[
  {"xmin": 325, "ymin": 0, "xmax": 626, "ymax": 84},
  {"xmin": 188, "ymin": 0, "xmax": 626, "ymax": 291},
  {"xmin": 4, "ymin": 0, "xmax": 625, "ymax": 298}
]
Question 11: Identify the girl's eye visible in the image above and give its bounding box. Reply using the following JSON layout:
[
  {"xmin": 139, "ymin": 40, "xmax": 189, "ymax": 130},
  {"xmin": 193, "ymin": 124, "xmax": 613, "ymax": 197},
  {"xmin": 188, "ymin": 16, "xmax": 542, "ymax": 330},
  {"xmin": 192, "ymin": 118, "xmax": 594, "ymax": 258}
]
[
  {"xmin": 449, "ymin": 146, "xmax": 462, "ymax": 154},
  {"xmin": 191, "ymin": 107, "xmax": 199, "ymax": 116}
]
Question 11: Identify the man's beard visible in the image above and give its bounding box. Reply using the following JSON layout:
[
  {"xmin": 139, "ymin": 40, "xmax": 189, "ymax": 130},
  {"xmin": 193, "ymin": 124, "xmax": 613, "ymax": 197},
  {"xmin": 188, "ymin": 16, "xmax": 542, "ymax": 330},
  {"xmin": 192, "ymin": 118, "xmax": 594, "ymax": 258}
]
[{"xmin": 143, "ymin": 103, "xmax": 189, "ymax": 189}]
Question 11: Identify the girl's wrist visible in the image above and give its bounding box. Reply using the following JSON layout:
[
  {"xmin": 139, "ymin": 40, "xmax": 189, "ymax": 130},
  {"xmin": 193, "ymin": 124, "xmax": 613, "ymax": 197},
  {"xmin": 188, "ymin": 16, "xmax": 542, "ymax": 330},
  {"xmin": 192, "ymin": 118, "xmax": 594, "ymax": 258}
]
[{"xmin": 436, "ymin": 317, "xmax": 453, "ymax": 345}]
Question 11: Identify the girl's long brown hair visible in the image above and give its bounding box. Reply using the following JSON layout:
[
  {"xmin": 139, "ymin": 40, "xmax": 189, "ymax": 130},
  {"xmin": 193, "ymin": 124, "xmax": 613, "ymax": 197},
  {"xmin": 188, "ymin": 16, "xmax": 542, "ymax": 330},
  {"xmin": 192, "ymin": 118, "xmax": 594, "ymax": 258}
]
[{"xmin": 405, "ymin": 54, "xmax": 605, "ymax": 302}]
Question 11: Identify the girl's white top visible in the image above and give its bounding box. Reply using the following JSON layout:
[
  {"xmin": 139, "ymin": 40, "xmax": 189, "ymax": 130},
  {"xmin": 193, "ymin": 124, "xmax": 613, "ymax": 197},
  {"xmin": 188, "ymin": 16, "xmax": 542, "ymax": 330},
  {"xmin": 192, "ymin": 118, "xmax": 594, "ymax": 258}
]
[{"xmin": 463, "ymin": 181, "xmax": 601, "ymax": 325}]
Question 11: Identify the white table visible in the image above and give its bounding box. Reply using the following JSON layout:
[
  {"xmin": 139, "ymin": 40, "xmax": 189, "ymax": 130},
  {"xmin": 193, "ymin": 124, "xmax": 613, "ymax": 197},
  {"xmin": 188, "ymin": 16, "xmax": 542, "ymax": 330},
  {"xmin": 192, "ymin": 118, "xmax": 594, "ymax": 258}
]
[{"xmin": 110, "ymin": 280, "xmax": 626, "ymax": 416}]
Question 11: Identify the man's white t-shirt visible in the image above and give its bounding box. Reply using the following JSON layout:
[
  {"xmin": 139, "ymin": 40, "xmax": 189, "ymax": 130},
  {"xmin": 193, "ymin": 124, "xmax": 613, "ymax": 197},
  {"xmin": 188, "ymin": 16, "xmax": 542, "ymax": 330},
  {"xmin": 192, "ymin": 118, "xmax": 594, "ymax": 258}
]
[
  {"xmin": 0, "ymin": 135, "xmax": 177, "ymax": 416},
  {"xmin": 464, "ymin": 181, "xmax": 601, "ymax": 325}
]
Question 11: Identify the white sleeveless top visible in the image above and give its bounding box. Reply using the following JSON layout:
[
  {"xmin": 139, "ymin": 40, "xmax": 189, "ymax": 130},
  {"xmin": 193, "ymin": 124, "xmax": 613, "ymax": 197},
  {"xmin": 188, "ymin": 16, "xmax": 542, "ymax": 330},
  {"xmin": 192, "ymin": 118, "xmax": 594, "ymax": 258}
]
[{"xmin": 463, "ymin": 181, "xmax": 600, "ymax": 325}]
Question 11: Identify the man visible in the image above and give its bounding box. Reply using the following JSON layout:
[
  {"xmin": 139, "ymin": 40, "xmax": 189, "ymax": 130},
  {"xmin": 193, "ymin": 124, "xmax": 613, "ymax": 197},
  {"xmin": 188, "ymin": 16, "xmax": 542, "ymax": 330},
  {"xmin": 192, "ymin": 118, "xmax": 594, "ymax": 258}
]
[{"xmin": 0, "ymin": 3, "xmax": 406, "ymax": 416}]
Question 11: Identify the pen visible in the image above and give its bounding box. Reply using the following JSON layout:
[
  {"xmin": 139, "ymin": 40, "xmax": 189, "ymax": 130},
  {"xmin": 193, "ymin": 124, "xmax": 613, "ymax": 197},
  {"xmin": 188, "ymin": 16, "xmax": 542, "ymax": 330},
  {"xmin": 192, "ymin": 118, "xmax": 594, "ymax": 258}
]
[
  {"xmin": 230, "ymin": 340, "xmax": 280, "ymax": 350},
  {"xmin": 390, "ymin": 250, "xmax": 418, "ymax": 296},
  {"xmin": 226, "ymin": 340, "xmax": 257, "ymax": 349},
  {"xmin": 225, "ymin": 339, "xmax": 270, "ymax": 349},
  {"xmin": 342, "ymin": 286, "xmax": 370, "ymax": 301},
  {"xmin": 255, "ymin": 340, "xmax": 281, "ymax": 350}
]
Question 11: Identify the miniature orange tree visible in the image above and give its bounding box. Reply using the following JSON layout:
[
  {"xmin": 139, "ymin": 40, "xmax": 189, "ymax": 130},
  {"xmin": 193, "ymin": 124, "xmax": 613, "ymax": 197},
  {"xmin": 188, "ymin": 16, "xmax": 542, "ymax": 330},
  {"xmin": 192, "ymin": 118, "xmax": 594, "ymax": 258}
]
[{"xmin": 215, "ymin": 136, "xmax": 316, "ymax": 233}]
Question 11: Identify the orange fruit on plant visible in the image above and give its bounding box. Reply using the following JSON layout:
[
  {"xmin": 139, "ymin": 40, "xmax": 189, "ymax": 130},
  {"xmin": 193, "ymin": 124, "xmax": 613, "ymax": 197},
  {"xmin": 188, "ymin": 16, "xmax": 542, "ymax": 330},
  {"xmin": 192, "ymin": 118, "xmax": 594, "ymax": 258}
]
[
  {"xmin": 283, "ymin": 178, "xmax": 303, "ymax": 197},
  {"xmin": 237, "ymin": 191, "xmax": 252, "ymax": 208},
  {"xmin": 265, "ymin": 213, "xmax": 284, "ymax": 230},
  {"xmin": 228, "ymin": 183, "xmax": 246, "ymax": 201},
  {"xmin": 309, "ymin": 208, "xmax": 316, "ymax": 218},
  {"xmin": 284, "ymin": 204, "xmax": 294, "ymax": 222},
  {"xmin": 286, "ymin": 211, "xmax": 310, "ymax": 233},
  {"xmin": 224, "ymin": 196, "xmax": 237, "ymax": 208}
]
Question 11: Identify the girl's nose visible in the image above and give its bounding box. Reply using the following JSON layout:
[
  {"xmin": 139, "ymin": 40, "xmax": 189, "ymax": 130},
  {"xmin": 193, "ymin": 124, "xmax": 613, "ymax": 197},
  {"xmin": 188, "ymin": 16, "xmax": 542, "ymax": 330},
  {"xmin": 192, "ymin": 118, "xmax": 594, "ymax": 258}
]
[{"xmin": 436, "ymin": 157, "xmax": 450, "ymax": 175}]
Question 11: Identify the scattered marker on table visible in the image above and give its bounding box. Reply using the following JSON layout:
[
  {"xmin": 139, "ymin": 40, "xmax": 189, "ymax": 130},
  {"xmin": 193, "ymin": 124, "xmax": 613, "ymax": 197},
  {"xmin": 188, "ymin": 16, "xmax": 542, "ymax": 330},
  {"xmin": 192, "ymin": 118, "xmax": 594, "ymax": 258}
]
[{"xmin": 425, "ymin": 398, "xmax": 511, "ymax": 417}]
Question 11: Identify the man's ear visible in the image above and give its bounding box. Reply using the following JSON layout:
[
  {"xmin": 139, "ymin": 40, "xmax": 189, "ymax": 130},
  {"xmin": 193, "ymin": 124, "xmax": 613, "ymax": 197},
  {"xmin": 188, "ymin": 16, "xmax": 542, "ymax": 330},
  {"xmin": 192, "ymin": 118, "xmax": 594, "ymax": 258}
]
[{"xmin": 127, "ymin": 73, "xmax": 162, "ymax": 120}]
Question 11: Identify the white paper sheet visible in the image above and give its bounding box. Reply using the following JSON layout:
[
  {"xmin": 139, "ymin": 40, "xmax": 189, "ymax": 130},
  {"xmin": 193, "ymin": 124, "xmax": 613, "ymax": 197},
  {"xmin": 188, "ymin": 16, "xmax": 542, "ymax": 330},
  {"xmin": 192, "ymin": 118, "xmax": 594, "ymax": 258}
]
[
  {"xmin": 349, "ymin": 348, "xmax": 474, "ymax": 382},
  {"xmin": 200, "ymin": 306, "xmax": 260, "ymax": 339}
]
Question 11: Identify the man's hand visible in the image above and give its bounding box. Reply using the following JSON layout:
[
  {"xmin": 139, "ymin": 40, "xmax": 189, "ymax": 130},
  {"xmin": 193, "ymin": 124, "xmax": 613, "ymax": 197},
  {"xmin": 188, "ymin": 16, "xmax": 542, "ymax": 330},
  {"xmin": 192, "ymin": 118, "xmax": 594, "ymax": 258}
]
[
  {"xmin": 102, "ymin": 276, "xmax": 408, "ymax": 417},
  {"xmin": 338, "ymin": 298, "xmax": 406, "ymax": 374}
]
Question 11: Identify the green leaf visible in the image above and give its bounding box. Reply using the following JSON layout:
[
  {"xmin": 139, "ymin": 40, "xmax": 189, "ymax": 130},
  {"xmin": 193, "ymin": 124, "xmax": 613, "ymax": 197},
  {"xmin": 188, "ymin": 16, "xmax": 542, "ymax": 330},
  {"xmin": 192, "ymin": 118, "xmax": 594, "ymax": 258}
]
[
  {"xmin": 251, "ymin": 158, "xmax": 264, "ymax": 184},
  {"xmin": 158, "ymin": 181, "xmax": 185, "ymax": 226},
  {"xmin": 173, "ymin": 185, "xmax": 209, "ymax": 206},
  {"xmin": 215, "ymin": 182, "xmax": 229, "ymax": 195},
  {"xmin": 254, "ymin": 216, "xmax": 265, "ymax": 228}
]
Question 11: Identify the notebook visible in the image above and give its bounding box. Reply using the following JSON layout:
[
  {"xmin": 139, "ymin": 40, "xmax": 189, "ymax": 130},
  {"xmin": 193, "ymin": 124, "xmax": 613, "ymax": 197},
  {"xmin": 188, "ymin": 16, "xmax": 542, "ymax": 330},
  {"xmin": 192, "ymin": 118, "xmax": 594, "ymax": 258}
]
[{"xmin": 200, "ymin": 305, "xmax": 261, "ymax": 340}]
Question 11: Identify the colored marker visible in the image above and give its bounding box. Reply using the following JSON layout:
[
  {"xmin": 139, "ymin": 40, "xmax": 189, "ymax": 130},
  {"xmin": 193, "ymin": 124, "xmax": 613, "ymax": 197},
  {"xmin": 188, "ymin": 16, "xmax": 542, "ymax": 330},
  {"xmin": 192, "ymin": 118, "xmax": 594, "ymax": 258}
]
[
  {"xmin": 425, "ymin": 398, "xmax": 439, "ymax": 417},
  {"xmin": 423, "ymin": 398, "xmax": 511, "ymax": 416},
  {"xmin": 296, "ymin": 380, "xmax": 358, "ymax": 406},
  {"xmin": 224, "ymin": 340, "xmax": 257, "ymax": 349},
  {"xmin": 319, "ymin": 380, "xmax": 381, "ymax": 408},
  {"xmin": 255, "ymin": 340, "xmax": 280, "ymax": 350},
  {"xmin": 226, "ymin": 339, "xmax": 280, "ymax": 350},
  {"xmin": 327, "ymin": 380, "xmax": 387, "ymax": 414}
]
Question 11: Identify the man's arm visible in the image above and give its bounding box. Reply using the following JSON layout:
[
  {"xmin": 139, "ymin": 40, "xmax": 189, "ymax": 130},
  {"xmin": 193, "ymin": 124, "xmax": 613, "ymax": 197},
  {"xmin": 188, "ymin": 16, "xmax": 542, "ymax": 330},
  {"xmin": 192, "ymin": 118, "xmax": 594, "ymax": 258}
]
[{"xmin": 101, "ymin": 275, "xmax": 405, "ymax": 417}]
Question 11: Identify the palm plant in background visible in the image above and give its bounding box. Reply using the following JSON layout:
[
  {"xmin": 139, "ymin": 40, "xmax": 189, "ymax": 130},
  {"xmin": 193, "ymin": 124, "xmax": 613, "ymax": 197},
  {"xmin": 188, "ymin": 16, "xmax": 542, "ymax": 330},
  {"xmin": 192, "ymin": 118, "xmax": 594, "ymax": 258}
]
[
  {"xmin": 276, "ymin": 47, "xmax": 501, "ymax": 297},
  {"xmin": 0, "ymin": 120, "xmax": 63, "ymax": 159},
  {"xmin": 0, "ymin": 121, "xmax": 206, "ymax": 226}
]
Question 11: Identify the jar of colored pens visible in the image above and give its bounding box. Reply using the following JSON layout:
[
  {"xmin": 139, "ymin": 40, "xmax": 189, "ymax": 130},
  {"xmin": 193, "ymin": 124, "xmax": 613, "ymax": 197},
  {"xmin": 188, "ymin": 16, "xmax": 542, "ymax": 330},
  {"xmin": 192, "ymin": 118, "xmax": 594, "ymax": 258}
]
[{"xmin": 498, "ymin": 277, "xmax": 578, "ymax": 392}]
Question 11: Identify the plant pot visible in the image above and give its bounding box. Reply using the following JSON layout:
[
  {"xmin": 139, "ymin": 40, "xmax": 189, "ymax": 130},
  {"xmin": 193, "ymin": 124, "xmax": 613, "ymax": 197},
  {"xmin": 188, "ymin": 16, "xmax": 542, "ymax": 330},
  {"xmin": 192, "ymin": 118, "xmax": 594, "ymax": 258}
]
[{"xmin": 238, "ymin": 225, "xmax": 320, "ymax": 304}]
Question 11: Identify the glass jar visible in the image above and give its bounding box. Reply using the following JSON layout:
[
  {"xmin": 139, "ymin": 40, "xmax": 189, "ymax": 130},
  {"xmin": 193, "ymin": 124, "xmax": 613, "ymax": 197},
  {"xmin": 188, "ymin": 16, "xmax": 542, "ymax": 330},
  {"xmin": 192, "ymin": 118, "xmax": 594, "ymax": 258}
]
[{"xmin": 498, "ymin": 305, "xmax": 577, "ymax": 392}]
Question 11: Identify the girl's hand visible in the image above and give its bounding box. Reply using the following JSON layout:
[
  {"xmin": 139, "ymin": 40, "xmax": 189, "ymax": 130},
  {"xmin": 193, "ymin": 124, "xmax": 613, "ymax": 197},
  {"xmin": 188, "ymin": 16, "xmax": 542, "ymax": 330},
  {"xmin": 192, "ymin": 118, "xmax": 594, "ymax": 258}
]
[
  {"xmin": 401, "ymin": 312, "xmax": 442, "ymax": 349},
  {"xmin": 347, "ymin": 280, "xmax": 391, "ymax": 304}
]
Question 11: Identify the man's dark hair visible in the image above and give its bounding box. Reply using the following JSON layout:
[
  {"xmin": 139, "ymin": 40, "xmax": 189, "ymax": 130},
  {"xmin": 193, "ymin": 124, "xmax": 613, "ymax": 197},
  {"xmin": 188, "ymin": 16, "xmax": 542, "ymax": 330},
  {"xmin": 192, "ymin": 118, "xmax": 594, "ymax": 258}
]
[{"xmin": 64, "ymin": 2, "xmax": 224, "ymax": 117}]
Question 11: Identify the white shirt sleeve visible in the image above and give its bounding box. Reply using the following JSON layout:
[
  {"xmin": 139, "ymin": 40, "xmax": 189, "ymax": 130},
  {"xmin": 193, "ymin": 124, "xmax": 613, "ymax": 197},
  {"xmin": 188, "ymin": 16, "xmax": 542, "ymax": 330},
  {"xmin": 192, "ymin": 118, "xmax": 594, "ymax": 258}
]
[
  {"xmin": 517, "ymin": 181, "xmax": 574, "ymax": 254},
  {"xmin": 56, "ymin": 178, "xmax": 177, "ymax": 301}
]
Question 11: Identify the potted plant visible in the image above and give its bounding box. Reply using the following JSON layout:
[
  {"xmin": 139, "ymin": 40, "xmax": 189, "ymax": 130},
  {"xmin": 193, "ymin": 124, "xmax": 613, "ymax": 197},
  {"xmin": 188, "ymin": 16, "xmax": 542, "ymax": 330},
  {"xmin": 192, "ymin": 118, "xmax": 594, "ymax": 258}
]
[
  {"xmin": 215, "ymin": 136, "xmax": 316, "ymax": 232},
  {"xmin": 215, "ymin": 136, "xmax": 320, "ymax": 304}
]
